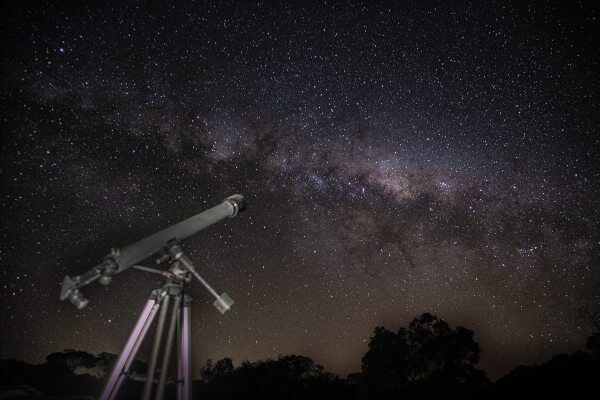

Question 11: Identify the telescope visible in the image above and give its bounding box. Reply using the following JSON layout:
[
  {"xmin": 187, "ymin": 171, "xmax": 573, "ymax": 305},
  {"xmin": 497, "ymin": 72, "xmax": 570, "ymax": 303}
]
[
  {"xmin": 60, "ymin": 194, "xmax": 247, "ymax": 400},
  {"xmin": 60, "ymin": 194, "xmax": 246, "ymax": 309}
]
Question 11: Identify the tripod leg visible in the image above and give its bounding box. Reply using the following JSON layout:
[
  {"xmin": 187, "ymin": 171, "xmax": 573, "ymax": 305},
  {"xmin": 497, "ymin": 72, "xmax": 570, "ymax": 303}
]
[
  {"xmin": 176, "ymin": 300, "xmax": 182, "ymax": 400},
  {"xmin": 156, "ymin": 295, "xmax": 182, "ymax": 400},
  {"xmin": 99, "ymin": 297, "xmax": 158, "ymax": 400},
  {"xmin": 181, "ymin": 296, "xmax": 192, "ymax": 400},
  {"xmin": 109, "ymin": 301, "xmax": 160, "ymax": 400},
  {"xmin": 142, "ymin": 294, "xmax": 171, "ymax": 400}
]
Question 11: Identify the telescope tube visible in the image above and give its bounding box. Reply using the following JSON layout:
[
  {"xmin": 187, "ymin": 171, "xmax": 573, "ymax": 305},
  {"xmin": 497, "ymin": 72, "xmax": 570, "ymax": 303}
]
[
  {"xmin": 60, "ymin": 194, "xmax": 245, "ymax": 309},
  {"xmin": 109, "ymin": 194, "xmax": 245, "ymax": 273}
]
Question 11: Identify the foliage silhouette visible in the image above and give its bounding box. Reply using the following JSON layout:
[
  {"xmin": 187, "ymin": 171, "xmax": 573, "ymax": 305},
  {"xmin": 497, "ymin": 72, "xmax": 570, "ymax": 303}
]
[
  {"xmin": 1, "ymin": 312, "xmax": 599, "ymax": 399},
  {"xmin": 587, "ymin": 332, "xmax": 600, "ymax": 360},
  {"xmin": 197, "ymin": 354, "xmax": 350, "ymax": 400},
  {"xmin": 578, "ymin": 304, "xmax": 600, "ymax": 361},
  {"xmin": 200, "ymin": 357, "xmax": 235, "ymax": 382},
  {"xmin": 361, "ymin": 313, "xmax": 489, "ymax": 399},
  {"xmin": 487, "ymin": 351, "xmax": 600, "ymax": 398}
]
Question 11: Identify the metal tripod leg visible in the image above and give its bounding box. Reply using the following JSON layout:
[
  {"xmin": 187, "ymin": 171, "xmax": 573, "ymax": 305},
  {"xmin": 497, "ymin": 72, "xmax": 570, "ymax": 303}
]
[
  {"xmin": 180, "ymin": 296, "xmax": 192, "ymax": 400},
  {"xmin": 176, "ymin": 300, "xmax": 182, "ymax": 400},
  {"xmin": 109, "ymin": 301, "xmax": 160, "ymax": 400},
  {"xmin": 99, "ymin": 296, "xmax": 159, "ymax": 400},
  {"xmin": 156, "ymin": 295, "xmax": 182, "ymax": 400},
  {"xmin": 142, "ymin": 294, "xmax": 171, "ymax": 400}
]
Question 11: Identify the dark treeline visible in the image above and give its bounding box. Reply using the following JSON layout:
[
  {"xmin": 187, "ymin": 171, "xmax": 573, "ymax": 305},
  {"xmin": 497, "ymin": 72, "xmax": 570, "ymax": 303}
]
[{"xmin": 2, "ymin": 312, "xmax": 599, "ymax": 399}]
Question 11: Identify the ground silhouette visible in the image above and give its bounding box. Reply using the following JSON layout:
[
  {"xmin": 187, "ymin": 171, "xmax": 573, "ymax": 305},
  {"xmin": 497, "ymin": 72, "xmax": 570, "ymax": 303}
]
[{"xmin": 1, "ymin": 312, "xmax": 599, "ymax": 399}]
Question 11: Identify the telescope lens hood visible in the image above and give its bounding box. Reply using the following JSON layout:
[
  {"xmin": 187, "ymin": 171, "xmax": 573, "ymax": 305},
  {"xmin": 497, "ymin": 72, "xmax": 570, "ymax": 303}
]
[{"xmin": 225, "ymin": 194, "xmax": 246, "ymax": 216}]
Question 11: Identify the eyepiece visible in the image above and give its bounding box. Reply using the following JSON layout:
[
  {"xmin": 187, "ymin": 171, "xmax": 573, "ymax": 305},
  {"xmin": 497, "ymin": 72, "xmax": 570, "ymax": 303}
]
[
  {"xmin": 60, "ymin": 275, "xmax": 89, "ymax": 309},
  {"xmin": 68, "ymin": 289, "xmax": 89, "ymax": 310}
]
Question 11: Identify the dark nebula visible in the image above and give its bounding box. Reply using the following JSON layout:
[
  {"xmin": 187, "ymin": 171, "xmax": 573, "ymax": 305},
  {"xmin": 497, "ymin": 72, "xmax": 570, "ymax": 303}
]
[{"xmin": 1, "ymin": 1, "xmax": 599, "ymax": 380}]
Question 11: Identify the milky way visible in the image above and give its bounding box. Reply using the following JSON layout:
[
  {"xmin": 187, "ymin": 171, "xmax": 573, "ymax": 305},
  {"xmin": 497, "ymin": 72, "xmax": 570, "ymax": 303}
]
[{"xmin": 1, "ymin": 1, "xmax": 599, "ymax": 379}]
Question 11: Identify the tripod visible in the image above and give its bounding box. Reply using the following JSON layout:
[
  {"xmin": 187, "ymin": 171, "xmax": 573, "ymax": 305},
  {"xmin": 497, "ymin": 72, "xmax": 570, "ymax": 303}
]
[{"xmin": 99, "ymin": 245, "xmax": 234, "ymax": 400}]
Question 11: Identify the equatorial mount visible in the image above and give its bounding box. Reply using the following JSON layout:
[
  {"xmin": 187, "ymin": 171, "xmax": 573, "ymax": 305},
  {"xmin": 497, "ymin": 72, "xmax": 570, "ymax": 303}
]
[{"xmin": 135, "ymin": 244, "xmax": 234, "ymax": 314}]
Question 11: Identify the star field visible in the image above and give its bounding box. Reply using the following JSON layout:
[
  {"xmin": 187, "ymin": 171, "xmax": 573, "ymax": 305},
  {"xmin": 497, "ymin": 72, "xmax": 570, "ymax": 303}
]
[{"xmin": 1, "ymin": 1, "xmax": 599, "ymax": 380}]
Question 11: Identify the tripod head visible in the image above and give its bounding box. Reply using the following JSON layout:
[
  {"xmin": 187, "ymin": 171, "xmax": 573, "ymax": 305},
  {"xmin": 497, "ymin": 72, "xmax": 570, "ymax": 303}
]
[{"xmin": 60, "ymin": 194, "xmax": 246, "ymax": 310}]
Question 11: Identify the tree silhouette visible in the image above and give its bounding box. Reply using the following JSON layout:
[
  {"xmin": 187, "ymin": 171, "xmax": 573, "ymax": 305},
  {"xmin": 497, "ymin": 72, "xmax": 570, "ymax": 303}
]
[
  {"xmin": 43, "ymin": 350, "xmax": 147, "ymax": 379},
  {"xmin": 198, "ymin": 355, "xmax": 344, "ymax": 400},
  {"xmin": 490, "ymin": 351, "xmax": 600, "ymax": 399},
  {"xmin": 95, "ymin": 352, "xmax": 119, "ymax": 377},
  {"xmin": 361, "ymin": 313, "xmax": 488, "ymax": 399},
  {"xmin": 587, "ymin": 332, "xmax": 600, "ymax": 360},
  {"xmin": 200, "ymin": 357, "xmax": 235, "ymax": 382},
  {"xmin": 45, "ymin": 349, "xmax": 98, "ymax": 375},
  {"xmin": 578, "ymin": 304, "xmax": 600, "ymax": 360}
]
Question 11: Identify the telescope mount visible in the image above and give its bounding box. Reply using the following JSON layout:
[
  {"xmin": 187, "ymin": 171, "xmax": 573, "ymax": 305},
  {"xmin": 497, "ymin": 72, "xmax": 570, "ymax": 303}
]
[{"xmin": 98, "ymin": 244, "xmax": 233, "ymax": 400}]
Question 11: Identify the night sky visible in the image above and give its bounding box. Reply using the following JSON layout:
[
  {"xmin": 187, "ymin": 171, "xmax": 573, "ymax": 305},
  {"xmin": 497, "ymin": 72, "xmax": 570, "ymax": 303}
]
[{"xmin": 1, "ymin": 1, "xmax": 599, "ymax": 380}]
